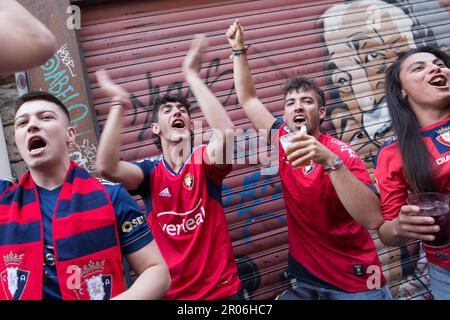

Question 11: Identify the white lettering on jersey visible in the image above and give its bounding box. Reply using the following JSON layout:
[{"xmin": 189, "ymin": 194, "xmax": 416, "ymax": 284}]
[
  {"xmin": 158, "ymin": 199, "xmax": 206, "ymax": 236},
  {"xmin": 436, "ymin": 154, "xmax": 450, "ymax": 166}
]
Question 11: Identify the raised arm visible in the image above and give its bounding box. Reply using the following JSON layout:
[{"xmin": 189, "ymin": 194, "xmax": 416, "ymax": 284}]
[
  {"xmin": 95, "ymin": 70, "xmax": 144, "ymax": 191},
  {"xmin": 182, "ymin": 35, "xmax": 234, "ymax": 167},
  {"xmin": 226, "ymin": 20, "xmax": 276, "ymax": 132},
  {"xmin": 0, "ymin": 0, "xmax": 56, "ymax": 73}
]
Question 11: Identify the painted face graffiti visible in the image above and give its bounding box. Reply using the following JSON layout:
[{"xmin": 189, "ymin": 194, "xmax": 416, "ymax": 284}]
[{"xmin": 321, "ymin": 0, "xmax": 417, "ymax": 163}]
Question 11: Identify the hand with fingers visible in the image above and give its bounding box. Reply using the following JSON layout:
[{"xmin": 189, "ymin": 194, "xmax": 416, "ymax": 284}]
[
  {"xmin": 285, "ymin": 127, "xmax": 336, "ymax": 168},
  {"xmin": 394, "ymin": 205, "xmax": 440, "ymax": 242},
  {"xmin": 182, "ymin": 34, "xmax": 208, "ymax": 78},
  {"xmin": 95, "ymin": 69, "xmax": 130, "ymax": 106},
  {"xmin": 226, "ymin": 19, "xmax": 245, "ymax": 50}
]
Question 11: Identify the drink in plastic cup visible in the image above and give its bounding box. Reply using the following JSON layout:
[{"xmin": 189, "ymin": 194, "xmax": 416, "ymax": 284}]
[
  {"xmin": 279, "ymin": 126, "xmax": 312, "ymax": 167},
  {"xmin": 406, "ymin": 192, "xmax": 449, "ymax": 247}
]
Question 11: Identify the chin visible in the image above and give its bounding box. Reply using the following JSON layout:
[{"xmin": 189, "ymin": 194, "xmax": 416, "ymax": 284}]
[
  {"xmin": 26, "ymin": 156, "xmax": 57, "ymax": 170},
  {"xmin": 172, "ymin": 132, "xmax": 191, "ymax": 142}
]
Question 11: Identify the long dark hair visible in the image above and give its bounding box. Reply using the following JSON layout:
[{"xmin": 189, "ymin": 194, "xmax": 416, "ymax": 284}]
[{"xmin": 385, "ymin": 46, "xmax": 450, "ymax": 192}]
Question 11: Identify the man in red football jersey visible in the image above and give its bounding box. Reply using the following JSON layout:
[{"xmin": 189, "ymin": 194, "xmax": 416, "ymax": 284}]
[
  {"xmin": 96, "ymin": 35, "xmax": 242, "ymax": 300},
  {"xmin": 227, "ymin": 20, "xmax": 391, "ymax": 300}
]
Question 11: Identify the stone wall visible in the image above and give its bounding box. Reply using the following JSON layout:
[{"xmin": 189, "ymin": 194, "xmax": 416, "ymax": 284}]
[{"xmin": 0, "ymin": 74, "xmax": 27, "ymax": 179}]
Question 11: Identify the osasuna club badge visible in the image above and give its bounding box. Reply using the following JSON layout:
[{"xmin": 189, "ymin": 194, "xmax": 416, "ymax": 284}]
[
  {"xmin": 1, "ymin": 251, "xmax": 29, "ymax": 300},
  {"xmin": 183, "ymin": 173, "xmax": 194, "ymax": 191},
  {"xmin": 72, "ymin": 260, "xmax": 112, "ymax": 300},
  {"xmin": 436, "ymin": 126, "xmax": 450, "ymax": 147},
  {"xmin": 302, "ymin": 162, "xmax": 315, "ymax": 175}
]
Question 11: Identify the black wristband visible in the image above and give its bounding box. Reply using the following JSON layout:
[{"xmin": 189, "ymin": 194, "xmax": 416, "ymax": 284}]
[
  {"xmin": 230, "ymin": 49, "xmax": 246, "ymax": 59},
  {"xmin": 230, "ymin": 45, "xmax": 251, "ymax": 59}
]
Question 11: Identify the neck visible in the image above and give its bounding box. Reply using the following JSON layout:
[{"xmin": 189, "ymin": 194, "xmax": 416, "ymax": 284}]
[
  {"xmin": 413, "ymin": 105, "xmax": 450, "ymax": 127},
  {"xmin": 29, "ymin": 158, "xmax": 71, "ymax": 190},
  {"xmin": 161, "ymin": 138, "xmax": 192, "ymax": 173},
  {"xmin": 311, "ymin": 128, "xmax": 321, "ymax": 139}
]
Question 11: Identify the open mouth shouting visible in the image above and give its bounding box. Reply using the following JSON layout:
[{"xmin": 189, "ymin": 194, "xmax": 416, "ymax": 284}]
[
  {"xmin": 293, "ymin": 115, "xmax": 306, "ymax": 127},
  {"xmin": 429, "ymin": 74, "xmax": 448, "ymax": 88},
  {"xmin": 28, "ymin": 136, "xmax": 47, "ymax": 156},
  {"xmin": 171, "ymin": 118, "xmax": 186, "ymax": 130}
]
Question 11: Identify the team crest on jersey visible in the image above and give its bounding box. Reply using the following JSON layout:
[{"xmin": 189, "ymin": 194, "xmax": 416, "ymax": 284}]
[
  {"xmin": 183, "ymin": 173, "xmax": 194, "ymax": 191},
  {"xmin": 302, "ymin": 162, "xmax": 315, "ymax": 175},
  {"xmin": 73, "ymin": 260, "xmax": 112, "ymax": 300},
  {"xmin": 0, "ymin": 251, "xmax": 29, "ymax": 300},
  {"xmin": 436, "ymin": 126, "xmax": 450, "ymax": 147},
  {"xmin": 432, "ymin": 125, "xmax": 450, "ymax": 155}
]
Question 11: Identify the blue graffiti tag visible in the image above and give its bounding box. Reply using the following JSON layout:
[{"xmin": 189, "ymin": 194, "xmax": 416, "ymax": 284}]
[
  {"xmin": 41, "ymin": 53, "xmax": 88, "ymax": 128},
  {"xmin": 223, "ymin": 170, "xmax": 285, "ymax": 240}
]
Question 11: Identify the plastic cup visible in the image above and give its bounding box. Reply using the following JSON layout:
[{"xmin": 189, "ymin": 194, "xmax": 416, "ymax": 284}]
[
  {"xmin": 279, "ymin": 127, "xmax": 312, "ymax": 168},
  {"xmin": 406, "ymin": 192, "xmax": 449, "ymax": 247}
]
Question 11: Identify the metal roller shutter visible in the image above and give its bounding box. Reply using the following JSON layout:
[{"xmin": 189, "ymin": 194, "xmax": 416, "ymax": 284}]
[{"xmin": 78, "ymin": 0, "xmax": 450, "ymax": 299}]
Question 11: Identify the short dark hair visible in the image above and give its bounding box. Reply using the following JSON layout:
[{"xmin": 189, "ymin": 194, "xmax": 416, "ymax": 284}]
[
  {"xmin": 151, "ymin": 93, "xmax": 191, "ymax": 151},
  {"xmin": 15, "ymin": 91, "xmax": 71, "ymax": 122},
  {"xmin": 282, "ymin": 76, "xmax": 325, "ymax": 108}
]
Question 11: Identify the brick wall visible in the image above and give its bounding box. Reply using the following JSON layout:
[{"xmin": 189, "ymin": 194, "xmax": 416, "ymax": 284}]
[{"xmin": 0, "ymin": 74, "xmax": 27, "ymax": 179}]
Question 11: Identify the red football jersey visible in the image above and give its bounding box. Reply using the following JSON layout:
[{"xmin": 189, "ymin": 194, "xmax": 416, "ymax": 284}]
[
  {"xmin": 133, "ymin": 145, "xmax": 241, "ymax": 299},
  {"xmin": 276, "ymin": 122, "xmax": 386, "ymax": 292},
  {"xmin": 374, "ymin": 116, "xmax": 450, "ymax": 270}
]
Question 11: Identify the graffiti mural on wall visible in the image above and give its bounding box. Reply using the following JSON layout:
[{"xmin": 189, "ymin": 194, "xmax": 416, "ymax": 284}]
[
  {"xmin": 321, "ymin": 0, "xmax": 417, "ymax": 164},
  {"xmin": 69, "ymin": 137, "xmax": 98, "ymax": 173},
  {"xmin": 75, "ymin": 0, "xmax": 450, "ymax": 299},
  {"xmin": 40, "ymin": 43, "xmax": 95, "ymax": 171},
  {"xmin": 321, "ymin": 0, "xmax": 450, "ymax": 165}
]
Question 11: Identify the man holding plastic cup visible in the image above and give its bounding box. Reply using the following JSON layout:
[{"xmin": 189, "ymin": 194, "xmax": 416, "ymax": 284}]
[{"xmin": 227, "ymin": 20, "xmax": 391, "ymax": 300}]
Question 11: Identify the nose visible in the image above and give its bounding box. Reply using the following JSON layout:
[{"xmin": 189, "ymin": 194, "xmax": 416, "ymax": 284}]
[
  {"xmin": 26, "ymin": 117, "xmax": 41, "ymax": 133},
  {"xmin": 294, "ymin": 102, "xmax": 304, "ymax": 112},
  {"xmin": 427, "ymin": 61, "xmax": 441, "ymax": 74},
  {"xmin": 173, "ymin": 108, "xmax": 182, "ymax": 117}
]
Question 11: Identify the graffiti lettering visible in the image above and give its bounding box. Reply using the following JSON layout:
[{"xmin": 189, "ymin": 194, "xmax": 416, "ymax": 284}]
[
  {"xmin": 223, "ymin": 170, "xmax": 284, "ymax": 240},
  {"xmin": 132, "ymin": 57, "xmax": 235, "ymax": 142},
  {"xmin": 57, "ymin": 43, "xmax": 77, "ymax": 77},
  {"xmin": 41, "ymin": 54, "xmax": 88, "ymax": 128},
  {"xmin": 69, "ymin": 138, "xmax": 97, "ymax": 172}
]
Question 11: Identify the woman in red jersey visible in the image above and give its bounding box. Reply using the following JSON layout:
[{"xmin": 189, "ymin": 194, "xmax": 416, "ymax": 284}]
[{"xmin": 375, "ymin": 46, "xmax": 450, "ymax": 300}]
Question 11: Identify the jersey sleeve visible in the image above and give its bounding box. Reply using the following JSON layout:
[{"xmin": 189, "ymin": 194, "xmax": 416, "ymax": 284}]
[
  {"xmin": 0, "ymin": 179, "xmax": 14, "ymax": 196},
  {"xmin": 330, "ymin": 138, "xmax": 374, "ymax": 189},
  {"xmin": 268, "ymin": 118, "xmax": 283, "ymax": 146},
  {"xmin": 129, "ymin": 158, "xmax": 158, "ymax": 198},
  {"xmin": 373, "ymin": 145, "xmax": 409, "ymax": 221},
  {"xmin": 106, "ymin": 183, "xmax": 154, "ymax": 255}
]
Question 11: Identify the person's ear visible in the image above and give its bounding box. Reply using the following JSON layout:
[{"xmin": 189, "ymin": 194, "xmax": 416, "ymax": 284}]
[
  {"xmin": 66, "ymin": 127, "xmax": 76, "ymax": 147},
  {"xmin": 401, "ymin": 90, "xmax": 407, "ymax": 99},
  {"xmin": 151, "ymin": 123, "xmax": 160, "ymax": 135},
  {"xmin": 319, "ymin": 106, "xmax": 326, "ymax": 121}
]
